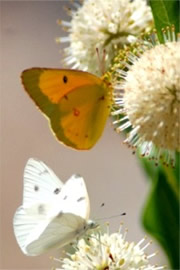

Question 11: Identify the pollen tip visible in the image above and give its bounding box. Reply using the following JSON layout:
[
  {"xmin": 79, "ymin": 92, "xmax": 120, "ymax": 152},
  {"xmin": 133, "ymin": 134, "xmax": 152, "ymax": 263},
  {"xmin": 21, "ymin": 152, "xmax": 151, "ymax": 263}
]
[{"xmin": 57, "ymin": 19, "xmax": 62, "ymax": 25}]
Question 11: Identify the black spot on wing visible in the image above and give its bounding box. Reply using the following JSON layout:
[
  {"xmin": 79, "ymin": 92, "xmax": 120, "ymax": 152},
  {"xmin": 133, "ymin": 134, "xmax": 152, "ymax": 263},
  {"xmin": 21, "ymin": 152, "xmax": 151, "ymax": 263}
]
[
  {"xmin": 99, "ymin": 95, "xmax": 105, "ymax": 101},
  {"xmin": 54, "ymin": 188, "xmax": 61, "ymax": 194},
  {"xmin": 74, "ymin": 174, "xmax": 81, "ymax": 179},
  {"xmin": 77, "ymin": 197, "xmax": 85, "ymax": 202},
  {"xmin": 63, "ymin": 75, "xmax": 68, "ymax": 83},
  {"xmin": 34, "ymin": 185, "xmax": 39, "ymax": 191},
  {"xmin": 63, "ymin": 195, "xmax": 67, "ymax": 200}
]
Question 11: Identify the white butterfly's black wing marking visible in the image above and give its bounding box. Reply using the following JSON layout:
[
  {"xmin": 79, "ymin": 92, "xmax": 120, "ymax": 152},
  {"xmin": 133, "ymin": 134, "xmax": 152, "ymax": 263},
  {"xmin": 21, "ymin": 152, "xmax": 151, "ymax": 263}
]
[
  {"xmin": 25, "ymin": 213, "xmax": 88, "ymax": 256},
  {"xmin": 60, "ymin": 174, "xmax": 90, "ymax": 220},
  {"xmin": 23, "ymin": 158, "xmax": 63, "ymax": 207}
]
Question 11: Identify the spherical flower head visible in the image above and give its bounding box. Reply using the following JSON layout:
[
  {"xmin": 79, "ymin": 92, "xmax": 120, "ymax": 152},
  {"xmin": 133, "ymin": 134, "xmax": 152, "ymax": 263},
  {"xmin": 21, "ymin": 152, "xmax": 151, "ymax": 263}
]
[
  {"xmin": 57, "ymin": 0, "xmax": 153, "ymax": 75},
  {"xmin": 55, "ymin": 224, "xmax": 164, "ymax": 270},
  {"xmin": 112, "ymin": 27, "xmax": 180, "ymax": 167}
]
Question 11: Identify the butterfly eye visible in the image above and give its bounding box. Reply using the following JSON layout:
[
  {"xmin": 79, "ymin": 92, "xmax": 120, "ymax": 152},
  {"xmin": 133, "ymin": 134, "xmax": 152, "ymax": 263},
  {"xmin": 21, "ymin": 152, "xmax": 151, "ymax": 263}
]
[{"xmin": 63, "ymin": 75, "xmax": 68, "ymax": 83}]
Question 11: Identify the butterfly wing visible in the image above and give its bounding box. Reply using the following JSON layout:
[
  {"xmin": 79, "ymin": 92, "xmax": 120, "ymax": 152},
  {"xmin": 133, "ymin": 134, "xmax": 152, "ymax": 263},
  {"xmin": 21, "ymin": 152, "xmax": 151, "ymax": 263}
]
[
  {"xmin": 22, "ymin": 158, "xmax": 63, "ymax": 207},
  {"xmin": 13, "ymin": 158, "xmax": 64, "ymax": 254},
  {"xmin": 25, "ymin": 213, "xmax": 87, "ymax": 256},
  {"xmin": 60, "ymin": 174, "xmax": 90, "ymax": 220},
  {"xmin": 21, "ymin": 68, "xmax": 111, "ymax": 149},
  {"xmin": 14, "ymin": 206, "xmax": 53, "ymax": 255}
]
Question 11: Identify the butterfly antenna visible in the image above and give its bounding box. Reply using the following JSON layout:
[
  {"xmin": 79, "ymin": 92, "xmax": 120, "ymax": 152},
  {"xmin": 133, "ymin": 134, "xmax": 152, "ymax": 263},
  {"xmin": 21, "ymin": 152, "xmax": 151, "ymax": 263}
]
[
  {"xmin": 95, "ymin": 212, "xmax": 126, "ymax": 221},
  {"xmin": 102, "ymin": 48, "xmax": 106, "ymax": 75},
  {"xmin": 96, "ymin": 48, "xmax": 106, "ymax": 75},
  {"xmin": 93, "ymin": 203, "xmax": 126, "ymax": 221}
]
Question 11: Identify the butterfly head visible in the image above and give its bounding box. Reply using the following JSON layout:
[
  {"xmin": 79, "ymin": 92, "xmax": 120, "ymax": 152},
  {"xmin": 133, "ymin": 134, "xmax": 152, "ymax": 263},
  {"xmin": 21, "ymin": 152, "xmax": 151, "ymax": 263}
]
[{"xmin": 87, "ymin": 220, "xmax": 99, "ymax": 230}]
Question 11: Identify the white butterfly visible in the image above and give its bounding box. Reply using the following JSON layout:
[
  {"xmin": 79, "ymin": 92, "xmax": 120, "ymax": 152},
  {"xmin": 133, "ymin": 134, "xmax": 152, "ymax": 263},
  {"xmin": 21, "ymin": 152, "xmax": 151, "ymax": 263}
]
[{"xmin": 13, "ymin": 158, "xmax": 97, "ymax": 256}]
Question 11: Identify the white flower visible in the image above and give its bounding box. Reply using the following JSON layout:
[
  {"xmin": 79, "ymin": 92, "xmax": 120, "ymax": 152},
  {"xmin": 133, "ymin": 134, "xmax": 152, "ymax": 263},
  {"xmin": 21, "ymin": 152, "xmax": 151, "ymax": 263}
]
[
  {"xmin": 54, "ymin": 223, "xmax": 164, "ymax": 270},
  {"xmin": 57, "ymin": 0, "xmax": 153, "ymax": 75},
  {"xmin": 112, "ymin": 27, "xmax": 180, "ymax": 167}
]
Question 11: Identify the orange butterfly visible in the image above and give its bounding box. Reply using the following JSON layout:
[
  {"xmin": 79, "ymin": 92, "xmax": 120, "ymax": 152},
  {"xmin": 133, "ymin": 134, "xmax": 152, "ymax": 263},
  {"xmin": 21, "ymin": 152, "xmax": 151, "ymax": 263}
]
[{"xmin": 21, "ymin": 68, "xmax": 112, "ymax": 150}]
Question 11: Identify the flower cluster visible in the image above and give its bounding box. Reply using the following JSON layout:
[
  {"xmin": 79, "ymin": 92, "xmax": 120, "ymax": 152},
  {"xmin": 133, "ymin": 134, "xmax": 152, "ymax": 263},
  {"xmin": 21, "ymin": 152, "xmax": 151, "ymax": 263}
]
[
  {"xmin": 57, "ymin": 0, "xmax": 153, "ymax": 74},
  {"xmin": 55, "ymin": 224, "xmax": 164, "ymax": 270},
  {"xmin": 112, "ymin": 27, "xmax": 180, "ymax": 166},
  {"xmin": 58, "ymin": 0, "xmax": 180, "ymax": 166}
]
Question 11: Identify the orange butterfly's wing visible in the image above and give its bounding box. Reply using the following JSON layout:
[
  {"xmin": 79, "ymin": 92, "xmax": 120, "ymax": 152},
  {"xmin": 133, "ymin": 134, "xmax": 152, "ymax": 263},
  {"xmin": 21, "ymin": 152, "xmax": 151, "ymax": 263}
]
[{"xmin": 21, "ymin": 68, "xmax": 112, "ymax": 150}]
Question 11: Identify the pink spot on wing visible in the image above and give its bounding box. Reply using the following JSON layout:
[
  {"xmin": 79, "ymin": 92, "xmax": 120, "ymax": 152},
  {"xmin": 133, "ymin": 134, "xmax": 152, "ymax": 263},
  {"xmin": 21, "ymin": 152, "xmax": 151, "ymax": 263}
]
[{"xmin": 73, "ymin": 108, "xmax": 80, "ymax": 116}]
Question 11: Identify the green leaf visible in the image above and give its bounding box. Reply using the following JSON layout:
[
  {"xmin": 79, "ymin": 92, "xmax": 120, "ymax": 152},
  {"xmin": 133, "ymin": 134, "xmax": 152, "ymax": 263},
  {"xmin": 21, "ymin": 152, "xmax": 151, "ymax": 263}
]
[
  {"xmin": 141, "ymin": 163, "xmax": 179, "ymax": 269},
  {"xmin": 149, "ymin": 0, "xmax": 179, "ymax": 42},
  {"xmin": 174, "ymin": 152, "xmax": 180, "ymax": 182},
  {"xmin": 138, "ymin": 153, "xmax": 159, "ymax": 182}
]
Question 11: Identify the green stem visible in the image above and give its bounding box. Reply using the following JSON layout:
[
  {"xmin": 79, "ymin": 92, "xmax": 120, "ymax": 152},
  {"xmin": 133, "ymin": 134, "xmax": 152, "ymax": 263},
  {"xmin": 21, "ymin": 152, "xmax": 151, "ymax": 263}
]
[{"xmin": 101, "ymin": 30, "xmax": 133, "ymax": 47}]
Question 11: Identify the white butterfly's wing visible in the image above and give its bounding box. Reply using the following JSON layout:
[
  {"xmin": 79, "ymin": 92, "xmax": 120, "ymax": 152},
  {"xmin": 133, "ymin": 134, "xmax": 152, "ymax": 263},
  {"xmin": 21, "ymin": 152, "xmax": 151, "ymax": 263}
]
[
  {"xmin": 14, "ymin": 158, "xmax": 64, "ymax": 254},
  {"xmin": 23, "ymin": 158, "xmax": 63, "ymax": 207},
  {"xmin": 25, "ymin": 213, "xmax": 87, "ymax": 256},
  {"xmin": 13, "ymin": 206, "xmax": 51, "ymax": 255},
  {"xmin": 60, "ymin": 174, "xmax": 90, "ymax": 220}
]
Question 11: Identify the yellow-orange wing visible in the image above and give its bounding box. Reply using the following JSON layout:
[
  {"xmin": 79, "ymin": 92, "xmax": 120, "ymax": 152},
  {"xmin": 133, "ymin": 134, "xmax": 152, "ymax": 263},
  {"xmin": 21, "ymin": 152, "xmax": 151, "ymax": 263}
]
[{"xmin": 21, "ymin": 68, "xmax": 111, "ymax": 150}]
